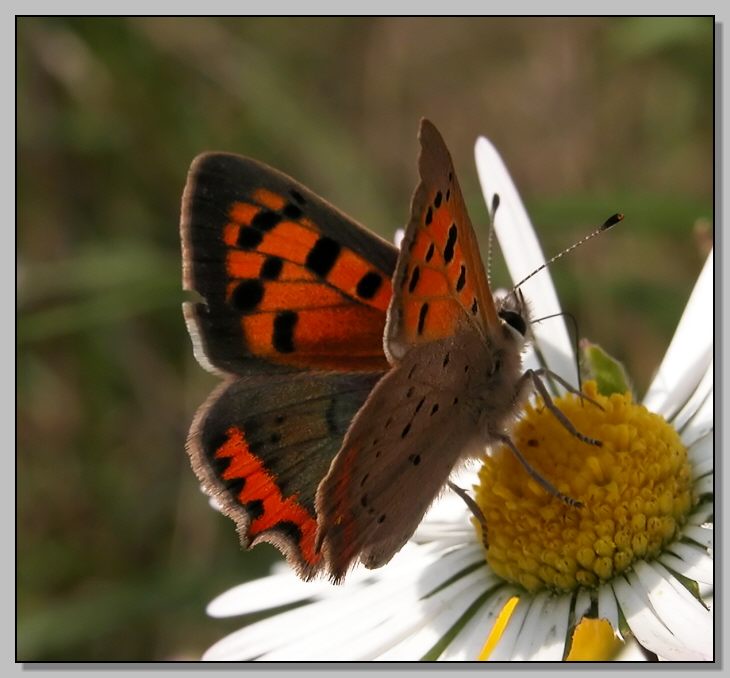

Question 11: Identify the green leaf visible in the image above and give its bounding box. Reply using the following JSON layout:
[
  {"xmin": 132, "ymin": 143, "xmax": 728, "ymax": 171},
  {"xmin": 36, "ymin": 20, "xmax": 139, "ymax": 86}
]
[{"xmin": 581, "ymin": 341, "xmax": 633, "ymax": 397}]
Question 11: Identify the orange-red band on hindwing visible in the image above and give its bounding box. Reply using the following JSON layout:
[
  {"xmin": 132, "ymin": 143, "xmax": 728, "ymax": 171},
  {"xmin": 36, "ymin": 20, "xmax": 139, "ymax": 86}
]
[{"xmin": 216, "ymin": 427, "xmax": 322, "ymax": 569}]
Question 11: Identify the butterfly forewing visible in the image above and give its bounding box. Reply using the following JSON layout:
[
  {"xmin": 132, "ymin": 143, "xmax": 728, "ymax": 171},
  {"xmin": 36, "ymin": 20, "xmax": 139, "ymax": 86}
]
[
  {"xmin": 182, "ymin": 153, "xmax": 398, "ymax": 375},
  {"xmin": 385, "ymin": 119, "xmax": 498, "ymax": 363}
]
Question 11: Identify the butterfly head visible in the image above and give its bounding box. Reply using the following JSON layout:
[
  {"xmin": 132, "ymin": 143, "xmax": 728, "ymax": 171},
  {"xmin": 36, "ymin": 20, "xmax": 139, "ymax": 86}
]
[{"xmin": 495, "ymin": 288, "xmax": 531, "ymax": 346}]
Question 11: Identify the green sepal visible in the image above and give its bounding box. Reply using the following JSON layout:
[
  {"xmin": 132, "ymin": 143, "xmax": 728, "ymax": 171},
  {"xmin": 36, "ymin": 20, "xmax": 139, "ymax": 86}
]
[{"xmin": 581, "ymin": 340, "xmax": 633, "ymax": 397}]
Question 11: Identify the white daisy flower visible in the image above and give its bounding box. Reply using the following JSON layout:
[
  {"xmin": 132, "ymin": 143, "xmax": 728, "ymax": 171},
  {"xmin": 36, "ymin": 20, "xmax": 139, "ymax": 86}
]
[{"xmin": 199, "ymin": 138, "xmax": 713, "ymax": 662}]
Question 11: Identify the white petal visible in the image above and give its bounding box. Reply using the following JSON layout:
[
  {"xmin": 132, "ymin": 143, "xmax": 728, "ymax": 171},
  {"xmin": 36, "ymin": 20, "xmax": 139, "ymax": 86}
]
[
  {"xmin": 509, "ymin": 590, "xmax": 550, "ymax": 660},
  {"xmin": 672, "ymin": 359, "xmax": 713, "ymax": 435},
  {"xmin": 598, "ymin": 582, "xmax": 622, "ymax": 638},
  {"xmin": 487, "ymin": 595, "xmax": 531, "ymax": 660},
  {"xmin": 573, "ymin": 588, "xmax": 592, "ymax": 624},
  {"xmin": 207, "ymin": 572, "xmax": 339, "ymax": 618},
  {"xmin": 317, "ymin": 561, "xmax": 500, "ymax": 662},
  {"xmin": 692, "ymin": 458, "xmax": 713, "ymax": 480},
  {"xmin": 688, "ymin": 502, "xmax": 714, "ymax": 525},
  {"xmin": 683, "ymin": 524, "xmax": 713, "ymax": 550},
  {"xmin": 393, "ymin": 228, "xmax": 405, "ymax": 248},
  {"xmin": 439, "ymin": 585, "xmax": 519, "ymax": 660},
  {"xmin": 662, "ymin": 541, "xmax": 713, "ymax": 585},
  {"xmin": 612, "ymin": 575, "xmax": 706, "ymax": 660},
  {"xmin": 203, "ymin": 585, "xmax": 359, "ymax": 660},
  {"xmin": 521, "ymin": 345, "xmax": 543, "ymax": 374},
  {"xmin": 527, "ymin": 593, "xmax": 572, "ymax": 660},
  {"xmin": 313, "ymin": 555, "xmax": 488, "ymax": 662},
  {"xmin": 680, "ymin": 388, "xmax": 714, "ymax": 448},
  {"xmin": 373, "ymin": 568, "xmax": 493, "ymax": 660},
  {"xmin": 203, "ymin": 541, "xmax": 460, "ymax": 659},
  {"xmin": 658, "ymin": 552, "xmax": 712, "ymax": 586},
  {"xmin": 632, "ymin": 562, "xmax": 713, "ymax": 658},
  {"xmin": 687, "ymin": 430, "xmax": 713, "ymax": 468},
  {"xmin": 658, "ymin": 561, "xmax": 711, "ymax": 609},
  {"xmin": 643, "ymin": 249, "xmax": 713, "ymax": 417},
  {"xmin": 474, "ymin": 136, "xmax": 576, "ymax": 385},
  {"xmin": 616, "ymin": 639, "xmax": 650, "ymax": 660},
  {"xmin": 693, "ymin": 474, "xmax": 714, "ymax": 498}
]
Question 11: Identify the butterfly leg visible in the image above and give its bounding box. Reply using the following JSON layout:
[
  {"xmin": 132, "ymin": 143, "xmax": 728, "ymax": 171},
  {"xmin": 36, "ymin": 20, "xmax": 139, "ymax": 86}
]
[
  {"xmin": 521, "ymin": 369, "xmax": 603, "ymax": 447},
  {"xmin": 530, "ymin": 368, "xmax": 604, "ymax": 411},
  {"xmin": 447, "ymin": 480, "xmax": 489, "ymax": 548},
  {"xmin": 493, "ymin": 433, "xmax": 583, "ymax": 508}
]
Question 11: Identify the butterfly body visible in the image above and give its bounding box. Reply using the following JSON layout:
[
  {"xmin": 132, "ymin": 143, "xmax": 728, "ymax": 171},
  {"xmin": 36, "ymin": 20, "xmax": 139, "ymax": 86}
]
[{"xmin": 182, "ymin": 120, "xmax": 546, "ymax": 582}]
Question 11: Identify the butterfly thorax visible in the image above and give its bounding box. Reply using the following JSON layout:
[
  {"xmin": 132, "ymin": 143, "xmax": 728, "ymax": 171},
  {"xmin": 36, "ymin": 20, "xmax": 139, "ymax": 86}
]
[{"xmin": 471, "ymin": 322, "xmax": 528, "ymax": 446}]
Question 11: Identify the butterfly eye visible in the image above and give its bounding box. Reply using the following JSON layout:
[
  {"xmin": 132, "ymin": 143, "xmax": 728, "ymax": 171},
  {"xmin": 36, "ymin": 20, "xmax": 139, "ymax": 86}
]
[{"xmin": 498, "ymin": 309, "xmax": 527, "ymax": 337}]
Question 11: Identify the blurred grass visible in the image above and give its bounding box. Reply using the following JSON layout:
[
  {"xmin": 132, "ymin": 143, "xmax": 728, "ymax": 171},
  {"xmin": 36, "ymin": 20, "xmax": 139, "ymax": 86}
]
[{"xmin": 17, "ymin": 17, "xmax": 713, "ymax": 660}]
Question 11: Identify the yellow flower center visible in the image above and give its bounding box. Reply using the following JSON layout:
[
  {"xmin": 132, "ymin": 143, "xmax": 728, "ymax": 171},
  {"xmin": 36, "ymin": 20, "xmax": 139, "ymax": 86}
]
[{"xmin": 475, "ymin": 381, "xmax": 693, "ymax": 593}]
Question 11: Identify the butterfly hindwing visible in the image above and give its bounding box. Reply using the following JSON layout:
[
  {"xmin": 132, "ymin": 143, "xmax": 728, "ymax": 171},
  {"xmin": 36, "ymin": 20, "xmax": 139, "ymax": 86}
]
[
  {"xmin": 188, "ymin": 368, "xmax": 384, "ymax": 579},
  {"xmin": 182, "ymin": 152, "xmax": 398, "ymax": 376},
  {"xmin": 386, "ymin": 119, "xmax": 498, "ymax": 362}
]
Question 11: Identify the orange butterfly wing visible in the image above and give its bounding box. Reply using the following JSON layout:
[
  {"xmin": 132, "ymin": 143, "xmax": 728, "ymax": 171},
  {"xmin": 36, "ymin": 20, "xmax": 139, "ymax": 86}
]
[
  {"xmin": 385, "ymin": 119, "xmax": 498, "ymax": 362},
  {"xmin": 181, "ymin": 153, "xmax": 398, "ymax": 375}
]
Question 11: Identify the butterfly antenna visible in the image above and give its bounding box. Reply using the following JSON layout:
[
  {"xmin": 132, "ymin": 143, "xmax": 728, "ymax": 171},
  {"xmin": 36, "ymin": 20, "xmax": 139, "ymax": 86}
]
[
  {"xmin": 485, "ymin": 193, "xmax": 500, "ymax": 286},
  {"xmin": 512, "ymin": 213, "xmax": 623, "ymax": 292}
]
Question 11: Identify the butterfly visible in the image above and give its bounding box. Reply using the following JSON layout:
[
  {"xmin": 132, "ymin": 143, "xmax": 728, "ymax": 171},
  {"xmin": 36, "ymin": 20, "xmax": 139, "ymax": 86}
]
[{"xmin": 181, "ymin": 119, "xmax": 596, "ymax": 583}]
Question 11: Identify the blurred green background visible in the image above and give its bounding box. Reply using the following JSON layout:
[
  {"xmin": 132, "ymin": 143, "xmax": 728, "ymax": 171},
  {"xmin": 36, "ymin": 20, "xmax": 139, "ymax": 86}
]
[{"xmin": 17, "ymin": 17, "xmax": 713, "ymax": 661}]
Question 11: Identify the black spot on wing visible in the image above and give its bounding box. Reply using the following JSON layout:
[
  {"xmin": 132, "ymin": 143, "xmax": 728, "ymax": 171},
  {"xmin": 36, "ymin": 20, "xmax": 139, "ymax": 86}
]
[
  {"xmin": 425, "ymin": 242, "xmax": 435, "ymax": 262},
  {"xmin": 425, "ymin": 206, "xmax": 433, "ymax": 225},
  {"xmin": 456, "ymin": 265, "xmax": 466, "ymax": 292},
  {"xmin": 272, "ymin": 521, "xmax": 302, "ymax": 545},
  {"xmin": 224, "ymin": 476, "xmax": 245, "ymax": 496},
  {"xmin": 238, "ymin": 227, "xmax": 263, "ymax": 250},
  {"xmin": 252, "ymin": 209, "xmax": 282, "ymax": 231},
  {"xmin": 444, "ymin": 224, "xmax": 457, "ymax": 263},
  {"xmin": 306, "ymin": 236, "xmax": 341, "ymax": 277},
  {"xmin": 232, "ymin": 279, "xmax": 264, "ymax": 312},
  {"xmin": 434, "ymin": 191, "xmax": 442, "ymax": 208},
  {"xmin": 356, "ymin": 271, "xmax": 383, "ymax": 299},
  {"xmin": 408, "ymin": 265, "xmax": 420, "ymax": 293},
  {"xmin": 283, "ymin": 203, "xmax": 302, "ymax": 220},
  {"xmin": 246, "ymin": 499, "xmax": 264, "ymax": 520},
  {"xmin": 417, "ymin": 302, "xmax": 429, "ymax": 335},
  {"xmin": 273, "ymin": 311, "xmax": 298, "ymax": 353},
  {"xmin": 260, "ymin": 256, "xmax": 283, "ymax": 280}
]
